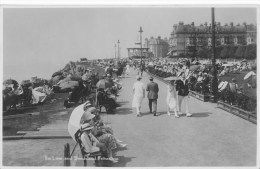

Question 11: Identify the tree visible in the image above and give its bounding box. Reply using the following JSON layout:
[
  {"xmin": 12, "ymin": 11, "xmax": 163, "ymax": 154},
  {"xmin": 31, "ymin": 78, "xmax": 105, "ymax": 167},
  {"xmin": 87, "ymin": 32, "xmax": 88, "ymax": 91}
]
[
  {"xmin": 197, "ymin": 48, "xmax": 208, "ymax": 59},
  {"xmin": 215, "ymin": 46, "xmax": 224, "ymax": 59},
  {"xmin": 186, "ymin": 46, "xmax": 197, "ymax": 59},
  {"xmin": 228, "ymin": 45, "xmax": 237, "ymax": 59},
  {"xmin": 235, "ymin": 45, "xmax": 246, "ymax": 59},
  {"xmin": 244, "ymin": 44, "xmax": 256, "ymax": 60},
  {"xmin": 220, "ymin": 46, "xmax": 229, "ymax": 59}
]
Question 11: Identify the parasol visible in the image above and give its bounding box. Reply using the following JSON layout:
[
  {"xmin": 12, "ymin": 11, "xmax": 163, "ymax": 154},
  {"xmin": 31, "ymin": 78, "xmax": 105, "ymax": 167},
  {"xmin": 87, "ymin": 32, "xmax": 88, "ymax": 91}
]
[
  {"xmin": 21, "ymin": 80, "xmax": 31, "ymax": 86},
  {"xmin": 3, "ymin": 79, "xmax": 18, "ymax": 86},
  {"xmin": 52, "ymin": 71, "xmax": 63, "ymax": 78},
  {"xmin": 241, "ymin": 59, "xmax": 247, "ymax": 62},
  {"xmin": 59, "ymin": 81, "xmax": 79, "ymax": 90},
  {"xmin": 189, "ymin": 65, "xmax": 200, "ymax": 72},
  {"xmin": 82, "ymin": 73, "xmax": 91, "ymax": 81},
  {"xmin": 244, "ymin": 71, "xmax": 256, "ymax": 80},
  {"xmin": 96, "ymin": 79, "xmax": 110, "ymax": 89},
  {"xmin": 164, "ymin": 76, "xmax": 179, "ymax": 81},
  {"xmin": 57, "ymin": 76, "xmax": 72, "ymax": 85},
  {"xmin": 222, "ymin": 63, "xmax": 232, "ymax": 67},
  {"xmin": 68, "ymin": 103, "xmax": 86, "ymax": 141}
]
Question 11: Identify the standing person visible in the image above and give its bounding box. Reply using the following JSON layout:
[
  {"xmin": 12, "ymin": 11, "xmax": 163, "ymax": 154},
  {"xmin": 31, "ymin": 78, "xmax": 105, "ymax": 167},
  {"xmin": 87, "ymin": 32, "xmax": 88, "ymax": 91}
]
[
  {"xmin": 176, "ymin": 72, "xmax": 192, "ymax": 117},
  {"xmin": 125, "ymin": 63, "xmax": 131, "ymax": 75},
  {"xmin": 166, "ymin": 80, "xmax": 179, "ymax": 117},
  {"xmin": 132, "ymin": 76, "xmax": 145, "ymax": 117},
  {"xmin": 106, "ymin": 64, "xmax": 113, "ymax": 77},
  {"xmin": 146, "ymin": 76, "xmax": 159, "ymax": 116},
  {"xmin": 140, "ymin": 62, "xmax": 145, "ymax": 77},
  {"xmin": 136, "ymin": 65, "xmax": 141, "ymax": 75}
]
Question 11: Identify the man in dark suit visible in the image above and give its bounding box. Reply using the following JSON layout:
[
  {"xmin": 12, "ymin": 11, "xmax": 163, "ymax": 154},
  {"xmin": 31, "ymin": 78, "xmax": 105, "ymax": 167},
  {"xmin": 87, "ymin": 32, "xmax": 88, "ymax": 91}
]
[
  {"xmin": 176, "ymin": 72, "xmax": 192, "ymax": 117},
  {"xmin": 106, "ymin": 64, "xmax": 113, "ymax": 77},
  {"xmin": 146, "ymin": 76, "xmax": 159, "ymax": 116}
]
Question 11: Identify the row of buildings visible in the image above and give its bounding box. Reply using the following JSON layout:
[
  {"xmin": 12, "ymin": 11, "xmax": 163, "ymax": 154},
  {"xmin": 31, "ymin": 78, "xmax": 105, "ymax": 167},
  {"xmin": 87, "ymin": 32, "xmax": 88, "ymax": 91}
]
[{"xmin": 129, "ymin": 21, "xmax": 257, "ymax": 58}]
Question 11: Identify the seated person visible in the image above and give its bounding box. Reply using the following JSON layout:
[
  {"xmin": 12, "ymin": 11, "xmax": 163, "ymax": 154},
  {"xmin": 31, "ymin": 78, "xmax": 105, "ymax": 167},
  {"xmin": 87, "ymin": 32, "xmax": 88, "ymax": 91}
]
[
  {"xmin": 69, "ymin": 80, "xmax": 86, "ymax": 103},
  {"xmin": 197, "ymin": 72, "xmax": 203, "ymax": 82},
  {"xmin": 97, "ymin": 88, "xmax": 118, "ymax": 108},
  {"xmin": 229, "ymin": 78, "xmax": 238, "ymax": 93},
  {"xmin": 81, "ymin": 113, "xmax": 118, "ymax": 163},
  {"xmin": 90, "ymin": 108, "xmax": 126, "ymax": 147}
]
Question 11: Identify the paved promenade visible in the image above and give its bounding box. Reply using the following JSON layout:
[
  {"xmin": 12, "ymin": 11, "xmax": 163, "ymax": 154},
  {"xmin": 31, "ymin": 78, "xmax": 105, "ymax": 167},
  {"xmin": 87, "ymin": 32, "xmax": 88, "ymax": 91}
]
[{"xmin": 2, "ymin": 68, "xmax": 256, "ymax": 167}]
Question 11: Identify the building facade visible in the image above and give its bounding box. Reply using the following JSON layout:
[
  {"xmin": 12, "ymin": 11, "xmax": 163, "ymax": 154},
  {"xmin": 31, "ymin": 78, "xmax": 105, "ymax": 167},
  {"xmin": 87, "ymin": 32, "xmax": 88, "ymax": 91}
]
[
  {"xmin": 168, "ymin": 21, "xmax": 257, "ymax": 56},
  {"xmin": 145, "ymin": 36, "xmax": 169, "ymax": 58}
]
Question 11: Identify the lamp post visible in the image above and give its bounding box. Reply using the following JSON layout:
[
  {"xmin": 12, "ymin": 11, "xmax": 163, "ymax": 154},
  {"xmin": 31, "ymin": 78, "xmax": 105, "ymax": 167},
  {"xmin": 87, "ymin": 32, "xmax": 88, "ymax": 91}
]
[
  {"xmin": 139, "ymin": 26, "xmax": 143, "ymax": 67},
  {"xmin": 211, "ymin": 7, "xmax": 218, "ymax": 102},
  {"xmin": 114, "ymin": 44, "xmax": 117, "ymax": 60},
  {"xmin": 117, "ymin": 40, "xmax": 120, "ymax": 61}
]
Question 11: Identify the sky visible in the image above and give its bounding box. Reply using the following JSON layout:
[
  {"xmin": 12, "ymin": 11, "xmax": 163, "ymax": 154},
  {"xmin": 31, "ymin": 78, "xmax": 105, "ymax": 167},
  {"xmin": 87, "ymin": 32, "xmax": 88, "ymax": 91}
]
[{"xmin": 3, "ymin": 7, "xmax": 257, "ymax": 83}]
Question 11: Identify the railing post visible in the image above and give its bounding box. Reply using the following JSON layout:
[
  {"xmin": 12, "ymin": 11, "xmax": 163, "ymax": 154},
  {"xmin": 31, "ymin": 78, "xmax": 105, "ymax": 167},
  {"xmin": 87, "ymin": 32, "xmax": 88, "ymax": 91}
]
[{"xmin": 64, "ymin": 143, "xmax": 71, "ymax": 166}]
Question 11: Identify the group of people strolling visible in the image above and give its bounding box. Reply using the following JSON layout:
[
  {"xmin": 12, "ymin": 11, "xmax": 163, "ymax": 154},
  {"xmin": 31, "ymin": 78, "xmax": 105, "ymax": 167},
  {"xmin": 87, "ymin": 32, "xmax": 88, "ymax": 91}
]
[{"xmin": 132, "ymin": 72, "xmax": 192, "ymax": 118}]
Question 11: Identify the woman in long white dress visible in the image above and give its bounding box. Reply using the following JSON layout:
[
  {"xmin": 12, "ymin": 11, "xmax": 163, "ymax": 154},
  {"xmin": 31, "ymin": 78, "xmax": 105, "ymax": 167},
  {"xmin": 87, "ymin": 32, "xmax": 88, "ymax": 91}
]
[
  {"xmin": 125, "ymin": 64, "xmax": 131, "ymax": 75},
  {"xmin": 132, "ymin": 76, "xmax": 145, "ymax": 117},
  {"xmin": 166, "ymin": 80, "xmax": 179, "ymax": 118}
]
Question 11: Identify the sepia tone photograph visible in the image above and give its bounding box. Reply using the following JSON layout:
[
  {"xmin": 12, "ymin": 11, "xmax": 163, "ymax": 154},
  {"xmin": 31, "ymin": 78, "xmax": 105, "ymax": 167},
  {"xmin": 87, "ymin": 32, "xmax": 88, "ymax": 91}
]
[{"xmin": 1, "ymin": 3, "xmax": 258, "ymax": 167}]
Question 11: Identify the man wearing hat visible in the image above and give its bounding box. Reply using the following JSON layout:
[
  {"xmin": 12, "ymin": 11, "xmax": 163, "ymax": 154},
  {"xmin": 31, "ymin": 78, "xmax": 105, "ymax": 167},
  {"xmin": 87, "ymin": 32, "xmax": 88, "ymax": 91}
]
[
  {"xmin": 146, "ymin": 76, "xmax": 159, "ymax": 116},
  {"xmin": 106, "ymin": 74, "xmax": 114, "ymax": 89},
  {"xmin": 176, "ymin": 72, "xmax": 192, "ymax": 117},
  {"xmin": 106, "ymin": 64, "xmax": 114, "ymax": 78},
  {"xmin": 80, "ymin": 114, "xmax": 119, "ymax": 163}
]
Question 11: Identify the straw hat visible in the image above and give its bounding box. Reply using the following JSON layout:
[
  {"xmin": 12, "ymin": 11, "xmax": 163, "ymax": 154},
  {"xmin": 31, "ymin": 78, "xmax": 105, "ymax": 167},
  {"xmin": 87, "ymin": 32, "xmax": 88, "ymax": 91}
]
[
  {"xmin": 81, "ymin": 112, "xmax": 95, "ymax": 122},
  {"xmin": 81, "ymin": 123, "xmax": 93, "ymax": 131},
  {"xmin": 136, "ymin": 75, "xmax": 142, "ymax": 80}
]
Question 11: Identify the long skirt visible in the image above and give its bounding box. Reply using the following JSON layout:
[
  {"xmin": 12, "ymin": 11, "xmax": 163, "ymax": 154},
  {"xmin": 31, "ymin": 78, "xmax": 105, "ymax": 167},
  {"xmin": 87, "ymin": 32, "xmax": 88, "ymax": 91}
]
[
  {"xmin": 98, "ymin": 133, "xmax": 117, "ymax": 150},
  {"xmin": 166, "ymin": 93, "xmax": 177, "ymax": 109},
  {"xmin": 132, "ymin": 95, "xmax": 143, "ymax": 108}
]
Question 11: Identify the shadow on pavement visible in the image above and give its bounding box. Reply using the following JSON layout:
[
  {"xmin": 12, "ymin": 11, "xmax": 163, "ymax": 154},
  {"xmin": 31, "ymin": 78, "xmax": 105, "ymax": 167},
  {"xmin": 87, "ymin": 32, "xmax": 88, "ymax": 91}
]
[
  {"xmin": 189, "ymin": 112, "xmax": 212, "ymax": 118},
  {"xmin": 117, "ymin": 101, "xmax": 129, "ymax": 106},
  {"xmin": 3, "ymin": 106, "xmax": 38, "ymax": 116},
  {"xmin": 114, "ymin": 107, "xmax": 133, "ymax": 115}
]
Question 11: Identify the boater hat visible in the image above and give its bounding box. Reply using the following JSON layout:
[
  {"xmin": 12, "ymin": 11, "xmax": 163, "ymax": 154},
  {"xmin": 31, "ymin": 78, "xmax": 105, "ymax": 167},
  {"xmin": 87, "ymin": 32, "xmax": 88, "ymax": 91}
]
[
  {"xmin": 82, "ymin": 112, "xmax": 95, "ymax": 122},
  {"xmin": 81, "ymin": 123, "xmax": 94, "ymax": 131},
  {"xmin": 149, "ymin": 76, "xmax": 153, "ymax": 80},
  {"xmin": 136, "ymin": 75, "xmax": 142, "ymax": 80}
]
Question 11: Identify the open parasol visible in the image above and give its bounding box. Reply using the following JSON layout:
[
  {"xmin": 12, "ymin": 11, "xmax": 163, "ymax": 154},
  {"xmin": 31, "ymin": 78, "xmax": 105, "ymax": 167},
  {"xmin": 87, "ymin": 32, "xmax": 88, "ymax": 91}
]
[
  {"xmin": 96, "ymin": 79, "xmax": 110, "ymax": 89},
  {"xmin": 52, "ymin": 71, "xmax": 63, "ymax": 78},
  {"xmin": 222, "ymin": 63, "xmax": 233, "ymax": 67},
  {"xmin": 244, "ymin": 71, "xmax": 256, "ymax": 80},
  {"xmin": 59, "ymin": 81, "xmax": 79, "ymax": 90},
  {"xmin": 68, "ymin": 103, "xmax": 86, "ymax": 141},
  {"xmin": 164, "ymin": 76, "xmax": 179, "ymax": 81},
  {"xmin": 189, "ymin": 65, "xmax": 200, "ymax": 72},
  {"xmin": 3, "ymin": 79, "xmax": 18, "ymax": 86}
]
